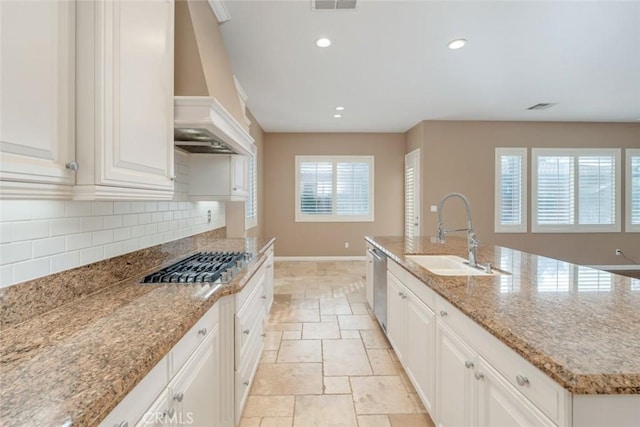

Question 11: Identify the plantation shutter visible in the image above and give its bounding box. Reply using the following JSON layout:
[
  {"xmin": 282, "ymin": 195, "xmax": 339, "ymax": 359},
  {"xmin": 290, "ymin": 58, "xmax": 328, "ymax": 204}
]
[
  {"xmin": 299, "ymin": 161, "xmax": 333, "ymax": 215},
  {"xmin": 536, "ymin": 156, "xmax": 575, "ymax": 225},
  {"xmin": 631, "ymin": 154, "xmax": 640, "ymax": 227},
  {"xmin": 245, "ymin": 155, "xmax": 257, "ymax": 226},
  {"xmin": 577, "ymin": 155, "xmax": 615, "ymax": 225},
  {"xmin": 336, "ymin": 161, "xmax": 370, "ymax": 216},
  {"xmin": 495, "ymin": 148, "xmax": 526, "ymax": 232}
]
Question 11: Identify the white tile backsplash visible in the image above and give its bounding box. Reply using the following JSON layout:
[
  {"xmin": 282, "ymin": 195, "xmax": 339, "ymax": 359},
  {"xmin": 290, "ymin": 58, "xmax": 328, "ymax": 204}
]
[{"xmin": 0, "ymin": 151, "xmax": 226, "ymax": 288}]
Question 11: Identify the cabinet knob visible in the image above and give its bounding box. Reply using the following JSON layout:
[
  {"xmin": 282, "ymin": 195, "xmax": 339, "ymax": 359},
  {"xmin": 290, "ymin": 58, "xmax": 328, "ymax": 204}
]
[
  {"xmin": 233, "ymin": 186, "xmax": 238, "ymax": 191},
  {"xmin": 173, "ymin": 392, "xmax": 184, "ymax": 402},
  {"xmin": 65, "ymin": 161, "xmax": 79, "ymax": 171},
  {"xmin": 170, "ymin": 175, "xmax": 177, "ymax": 181},
  {"xmin": 114, "ymin": 422, "xmax": 128, "ymax": 427},
  {"xmin": 261, "ymin": 333, "xmax": 266, "ymax": 337},
  {"xmin": 243, "ymin": 380, "xmax": 250, "ymax": 386},
  {"xmin": 440, "ymin": 310, "xmax": 448, "ymax": 317},
  {"xmin": 474, "ymin": 372, "xmax": 484, "ymax": 381},
  {"xmin": 243, "ymin": 329, "xmax": 250, "ymax": 335},
  {"xmin": 261, "ymin": 295, "xmax": 267, "ymax": 299},
  {"xmin": 464, "ymin": 361, "xmax": 474, "ymax": 369},
  {"xmin": 198, "ymin": 328, "xmax": 207, "ymax": 336},
  {"xmin": 516, "ymin": 375, "xmax": 530, "ymax": 387}
]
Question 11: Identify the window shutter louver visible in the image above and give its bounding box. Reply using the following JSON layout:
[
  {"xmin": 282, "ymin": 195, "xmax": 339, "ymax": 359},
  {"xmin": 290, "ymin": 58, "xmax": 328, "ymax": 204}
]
[
  {"xmin": 336, "ymin": 162, "xmax": 370, "ymax": 216},
  {"xmin": 405, "ymin": 162, "xmax": 415, "ymax": 238},
  {"xmin": 578, "ymin": 156, "xmax": 615, "ymax": 225},
  {"xmin": 245, "ymin": 155, "xmax": 257, "ymax": 228},
  {"xmin": 299, "ymin": 161, "xmax": 333, "ymax": 215},
  {"xmin": 630, "ymin": 152, "xmax": 640, "ymax": 229},
  {"xmin": 495, "ymin": 148, "xmax": 526, "ymax": 232}
]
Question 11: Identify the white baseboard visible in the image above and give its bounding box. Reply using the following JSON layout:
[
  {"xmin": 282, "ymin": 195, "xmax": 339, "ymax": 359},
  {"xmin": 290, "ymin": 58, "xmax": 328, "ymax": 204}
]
[
  {"xmin": 274, "ymin": 256, "xmax": 366, "ymax": 262},
  {"xmin": 588, "ymin": 264, "xmax": 639, "ymax": 271}
]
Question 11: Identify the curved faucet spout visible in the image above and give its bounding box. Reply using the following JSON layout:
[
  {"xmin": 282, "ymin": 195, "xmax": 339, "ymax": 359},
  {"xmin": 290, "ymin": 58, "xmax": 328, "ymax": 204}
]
[{"xmin": 436, "ymin": 192, "xmax": 479, "ymax": 267}]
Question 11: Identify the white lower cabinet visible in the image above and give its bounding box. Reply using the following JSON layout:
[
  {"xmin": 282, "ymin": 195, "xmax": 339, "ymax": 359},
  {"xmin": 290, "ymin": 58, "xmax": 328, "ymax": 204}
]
[
  {"xmin": 365, "ymin": 243, "xmax": 374, "ymax": 308},
  {"xmin": 435, "ymin": 322, "xmax": 476, "ymax": 427},
  {"xmin": 387, "ymin": 270, "xmax": 436, "ymax": 415},
  {"xmin": 136, "ymin": 391, "xmax": 170, "ymax": 427}
]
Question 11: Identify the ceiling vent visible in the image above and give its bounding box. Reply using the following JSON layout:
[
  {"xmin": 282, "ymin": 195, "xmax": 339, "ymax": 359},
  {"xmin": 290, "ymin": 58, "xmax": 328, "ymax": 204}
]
[
  {"xmin": 313, "ymin": 0, "xmax": 357, "ymax": 10},
  {"xmin": 527, "ymin": 103, "xmax": 557, "ymax": 111}
]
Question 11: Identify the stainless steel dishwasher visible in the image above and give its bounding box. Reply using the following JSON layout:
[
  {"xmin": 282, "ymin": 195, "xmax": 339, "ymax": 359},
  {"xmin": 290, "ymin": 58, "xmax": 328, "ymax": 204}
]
[{"xmin": 370, "ymin": 247, "xmax": 388, "ymax": 332}]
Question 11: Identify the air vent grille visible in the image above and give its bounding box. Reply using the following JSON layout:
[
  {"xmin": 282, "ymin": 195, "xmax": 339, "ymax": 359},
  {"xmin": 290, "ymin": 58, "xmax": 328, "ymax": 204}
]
[
  {"xmin": 527, "ymin": 103, "xmax": 557, "ymax": 111},
  {"xmin": 313, "ymin": 0, "xmax": 357, "ymax": 10}
]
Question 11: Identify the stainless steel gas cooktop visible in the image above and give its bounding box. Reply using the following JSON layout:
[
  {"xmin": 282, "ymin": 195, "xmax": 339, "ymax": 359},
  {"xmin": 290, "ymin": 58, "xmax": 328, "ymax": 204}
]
[{"xmin": 141, "ymin": 251, "xmax": 251, "ymax": 284}]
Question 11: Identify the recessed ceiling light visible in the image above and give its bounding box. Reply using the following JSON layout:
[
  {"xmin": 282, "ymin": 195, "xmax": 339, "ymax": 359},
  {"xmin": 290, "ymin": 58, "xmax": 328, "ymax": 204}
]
[
  {"xmin": 316, "ymin": 38, "xmax": 332, "ymax": 48},
  {"xmin": 333, "ymin": 114, "xmax": 342, "ymax": 118},
  {"xmin": 448, "ymin": 39, "xmax": 467, "ymax": 50},
  {"xmin": 335, "ymin": 106, "xmax": 345, "ymax": 111}
]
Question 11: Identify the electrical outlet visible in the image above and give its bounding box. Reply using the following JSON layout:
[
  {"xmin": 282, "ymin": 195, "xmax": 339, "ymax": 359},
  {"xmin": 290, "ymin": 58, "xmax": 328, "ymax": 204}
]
[
  {"xmin": 430, "ymin": 205, "xmax": 438, "ymax": 213},
  {"xmin": 344, "ymin": 242, "xmax": 349, "ymax": 249},
  {"xmin": 207, "ymin": 210, "xmax": 211, "ymax": 223},
  {"xmin": 615, "ymin": 248, "xmax": 622, "ymax": 256}
]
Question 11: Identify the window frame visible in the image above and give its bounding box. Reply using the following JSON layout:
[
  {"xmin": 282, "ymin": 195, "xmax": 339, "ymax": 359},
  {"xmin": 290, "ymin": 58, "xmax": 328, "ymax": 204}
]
[
  {"xmin": 245, "ymin": 154, "xmax": 257, "ymax": 230},
  {"xmin": 495, "ymin": 147, "xmax": 527, "ymax": 233},
  {"xmin": 626, "ymin": 149, "xmax": 640, "ymax": 232},
  {"xmin": 295, "ymin": 155, "xmax": 374, "ymax": 223},
  {"xmin": 531, "ymin": 148, "xmax": 621, "ymax": 233}
]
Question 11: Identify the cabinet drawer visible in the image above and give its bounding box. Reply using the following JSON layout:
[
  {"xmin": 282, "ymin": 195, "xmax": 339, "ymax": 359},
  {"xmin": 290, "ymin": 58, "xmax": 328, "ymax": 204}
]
[
  {"xmin": 235, "ymin": 327, "xmax": 264, "ymax": 420},
  {"xmin": 171, "ymin": 303, "xmax": 219, "ymax": 376},
  {"xmin": 236, "ymin": 261, "xmax": 267, "ymax": 309},
  {"xmin": 435, "ymin": 296, "xmax": 568, "ymax": 426},
  {"xmin": 235, "ymin": 283, "xmax": 265, "ymax": 368},
  {"xmin": 388, "ymin": 258, "xmax": 436, "ymax": 310}
]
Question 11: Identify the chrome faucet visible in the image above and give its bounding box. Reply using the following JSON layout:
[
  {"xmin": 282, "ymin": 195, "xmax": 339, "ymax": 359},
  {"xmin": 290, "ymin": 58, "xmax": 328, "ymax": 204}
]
[{"xmin": 437, "ymin": 192, "xmax": 479, "ymax": 268}]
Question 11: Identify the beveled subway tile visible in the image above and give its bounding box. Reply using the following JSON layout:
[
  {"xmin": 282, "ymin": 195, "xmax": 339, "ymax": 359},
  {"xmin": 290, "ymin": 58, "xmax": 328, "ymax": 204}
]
[
  {"xmin": 302, "ymin": 322, "xmax": 340, "ymax": 340},
  {"xmin": 243, "ymin": 396, "xmax": 295, "ymax": 418},
  {"xmin": 251, "ymin": 363, "xmax": 323, "ymax": 395},
  {"xmin": 323, "ymin": 339, "xmax": 371, "ymax": 376},
  {"xmin": 293, "ymin": 395, "xmax": 357, "ymax": 427},
  {"xmin": 367, "ymin": 349, "xmax": 398, "ymax": 375},
  {"xmin": 337, "ymin": 314, "xmax": 378, "ymax": 330},
  {"xmin": 358, "ymin": 415, "xmax": 392, "ymax": 427},
  {"xmin": 351, "ymin": 376, "xmax": 418, "ymax": 414},
  {"xmin": 277, "ymin": 340, "xmax": 322, "ymax": 363}
]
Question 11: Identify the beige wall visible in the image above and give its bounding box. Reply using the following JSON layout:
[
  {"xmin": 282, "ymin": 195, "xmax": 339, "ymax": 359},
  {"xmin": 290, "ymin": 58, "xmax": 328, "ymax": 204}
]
[
  {"xmin": 264, "ymin": 133, "xmax": 405, "ymax": 256},
  {"xmin": 406, "ymin": 120, "xmax": 640, "ymax": 265}
]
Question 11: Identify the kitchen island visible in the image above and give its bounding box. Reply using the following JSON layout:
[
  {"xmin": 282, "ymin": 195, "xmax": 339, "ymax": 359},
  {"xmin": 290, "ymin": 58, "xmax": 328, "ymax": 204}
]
[
  {"xmin": 366, "ymin": 235, "xmax": 640, "ymax": 427},
  {"xmin": 0, "ymin": 229, "xmax": 274, "ymax": 426}
]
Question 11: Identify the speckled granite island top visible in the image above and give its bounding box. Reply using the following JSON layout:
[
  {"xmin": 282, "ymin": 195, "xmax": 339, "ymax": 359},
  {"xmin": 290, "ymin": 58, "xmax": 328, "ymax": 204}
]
[
  {"xmin": 0, "ymin": 230, "xmax": 275, "ymax": 427},
  {"xmin": 366, "ymin": 235, "xmax": 640, "ymax": 395}
]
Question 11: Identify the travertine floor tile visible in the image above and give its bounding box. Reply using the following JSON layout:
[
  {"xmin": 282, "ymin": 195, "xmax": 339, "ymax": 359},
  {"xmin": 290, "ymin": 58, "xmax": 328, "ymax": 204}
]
[
  {"xmin": 323, "ymin": 376, "xmax": 351, "ymax": 394},
  {"xmin": 265, "ymin": 322, "xmax": 302, "ymax": 332},
  {"xmin": 289, "ymin": 298, "xmax": 319, "ymax": 310},
  {"xmin": 261, "ymin": 350, "xmax": 278, "ymax": 363},
  {"xmin": 271, "ymin": 309, "xmax": 320, "ymax": 322},
  {"xmin": 351, "ymin": 376, "xmax": 418, "ymax": 414},
  {"xmin": 367, "ymin": 349, "xmax": 398, "ymax": 375},
  {"xmin": 243, "ymin": 396, "xmax": 295, "ymax": 418},
  {"xmin": 323, "ymin": 339, "xmax": 372, "ymax": 376},
  {"xmin": 293, "ymin": 395, "xmax": 357, "ymax": 427},
  {"xmin": 277, "ymin": 340, "xmax": 322, "ymax": 363},
  {"xmin": 282, "ymin": 330, "xmax": 302, "ymax": 340},
  {"xmin": 360, "ymin": 329, "xmax": 391, "ymax": 349},
  {"xmin": 306, "ymin": 288, "xmax": 333, "ymax": 299},
  {"xmin": 321, "ymin": 315, "xmax": 337, "ymax": 323},
  {"xmin": 340, "ymin": 330, "xmax": 361, "ymax": 339},
  {"xmin": 320, "ymin": 297, "xmax": 353, "ymax": 315},
  {"xmin": 388, "ymin": 413, "xmax": 435, "ymax": 427},
  {"xmin": 357, "ymin": 415, "xmax": 392, "ymax": 427},
  {"xmin": 239, "ymin": 418, "xmax": 261, "ymax": 427},
  {"xmin": 261, "ymin": 417, "xmax": 293, "ymax": 427},
  {"xmin": 350, "ymin": 302, "xmax": 369, "ymax": 314},
  {"xmin": 264, "ymin": 331, "xmax": 283, "ymax": 351},
  {"xmin": 251, "ymin": 363, "xmax": 323, "ymax": 395},
  {"xmin": 337, "ymin": 314, "xmax": 378, "ymax": 330},
  {"xmin": 303, "ymin": 322, "xmax": 340, "ymax": 339}
]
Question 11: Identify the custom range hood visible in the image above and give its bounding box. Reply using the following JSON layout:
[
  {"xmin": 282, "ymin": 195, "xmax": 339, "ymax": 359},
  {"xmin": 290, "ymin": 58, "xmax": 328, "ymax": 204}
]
[{"xmin": 174, "ymin": 0, "xmax": 255, "ymax": 156}]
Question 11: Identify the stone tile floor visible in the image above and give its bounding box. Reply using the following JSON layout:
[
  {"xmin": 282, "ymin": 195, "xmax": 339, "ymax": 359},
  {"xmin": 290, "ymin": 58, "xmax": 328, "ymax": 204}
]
[{"xmin": 239, "ymin": 261, "xmax": 436, "ymax": 427}]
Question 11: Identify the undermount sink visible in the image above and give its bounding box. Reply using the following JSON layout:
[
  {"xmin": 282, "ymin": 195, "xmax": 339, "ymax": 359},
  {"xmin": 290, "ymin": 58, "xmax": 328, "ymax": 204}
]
[{"xmin": 406, "ymin": 255, "xmax": 505, "ymax": 276}]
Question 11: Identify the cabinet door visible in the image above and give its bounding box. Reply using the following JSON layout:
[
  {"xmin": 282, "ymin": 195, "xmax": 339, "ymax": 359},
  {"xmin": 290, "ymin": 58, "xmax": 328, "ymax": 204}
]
[
  {"xmin": 231, "ymin": 155, "xmax": 248, "ymax": 197},
  {"xmin": 76, "ymin": 0, "xmax": 174, "ymax": 197},
  {"xmin": 136, "ymin": 390, "xmax": 170, "ymax": 427},
  {"xmin": 436, "ymin": 322, "xmax": 476, "ymax": 427},
  {"xmin": 405, "ymin": 292, "xmax": 436, "ymax": 416},
  {"xmin": 365, "ymin": 246, "xmax": 374, "ymax": 308},
  {"xmin": 0, "ymin": 0, "xmax": 75, "ymax": 197},
  {"xmin": 170, "ymin": 325, "xmax": 219, "ymax": 427},
  {"xmin": 476, "ymin": 358, "xmax": 556, "ymax": 427},
  {"xmin": 386, "ymin": 272, "xmax": 406, "ymax": 362}
]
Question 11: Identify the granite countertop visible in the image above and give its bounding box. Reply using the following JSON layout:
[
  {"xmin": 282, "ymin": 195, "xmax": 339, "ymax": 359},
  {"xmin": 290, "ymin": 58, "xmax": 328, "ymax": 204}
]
[
  {"xmin": 0, "ymin": 235, "xmax": 275, "ymax": 427},
  {"xmin": 366, "ymin": 235, "xmax": 640, "ymax": 395}
]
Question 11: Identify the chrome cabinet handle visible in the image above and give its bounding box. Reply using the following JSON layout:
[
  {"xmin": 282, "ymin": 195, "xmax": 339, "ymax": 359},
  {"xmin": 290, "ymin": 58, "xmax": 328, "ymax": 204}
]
[
  {"xmin": 474, "ymin": 372, "xmax": 484, "ymax": 381},
  {"xmin": 464, "ymin": 361, "xmax": 474, "ymax": 369},
  {"xmin": 65, "ymin": 160, "xmax": 79, "ymax": 171},
  {"xmin": 440, "ymin": 310, "xmax": 448, "ymax": 317},
  {"xmin": 173, "ymin": 392, "xmax": 184, "ymax": 402},
  {"xmin": 516, "ymin": 375, "xmax": 530, "ymax": 386},
  {"xmin": 114, "ymin": 422, "xmax": 128, "ymax": 427},
  {"xmin": 198, "ymin": 328, "xmax": 207, "ymax": 336},
  {"xmin": 243, "ymin": 329, "xmax": 250, "ymax": 335}
]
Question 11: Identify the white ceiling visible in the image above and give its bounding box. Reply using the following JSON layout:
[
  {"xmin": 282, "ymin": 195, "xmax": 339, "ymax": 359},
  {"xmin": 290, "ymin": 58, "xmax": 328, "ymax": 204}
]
[{"xmin": 219, "ymin": 1, "xmax": 640, "ymax": 133}]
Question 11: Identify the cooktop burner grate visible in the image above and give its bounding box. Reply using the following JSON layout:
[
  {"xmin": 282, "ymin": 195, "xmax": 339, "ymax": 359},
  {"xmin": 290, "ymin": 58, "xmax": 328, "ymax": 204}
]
[{"xmin": 141, "ymin": 251, "xmax": 246, "ymax": 284}]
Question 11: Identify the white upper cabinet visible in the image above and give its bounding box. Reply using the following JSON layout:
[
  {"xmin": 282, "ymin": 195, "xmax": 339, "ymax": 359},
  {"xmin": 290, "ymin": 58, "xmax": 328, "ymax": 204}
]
[
  {"xmin": 188, "ymin": 154, "xmax": 248, "ymax": 201},
  {"xmin": 0, "ymin": 0, "xmax": 76, "ymax": 198},
  {"xmin": 75, "ymin": 0, "xmax": 175, "ymax": 200}
]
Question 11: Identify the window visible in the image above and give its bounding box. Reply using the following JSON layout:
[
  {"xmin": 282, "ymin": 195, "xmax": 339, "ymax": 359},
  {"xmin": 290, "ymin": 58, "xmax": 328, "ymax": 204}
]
[
  {"xmin": 532, "ymin": 148, "xmax": 621, "ymax": 232},
  {"xmin": 295, "ymin": 155, "xmax": 374, "ymax": 222},
  {"xmin": 495, "ymin": 148, "xmax": 527, "ymax": 232},
  {"xmin": 626, "ymin": 149, "xmax": 640, "ymax": 232},
  {"xmin": 245, "ymin": 155, "xmax": 257, "ymax": 229}
]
